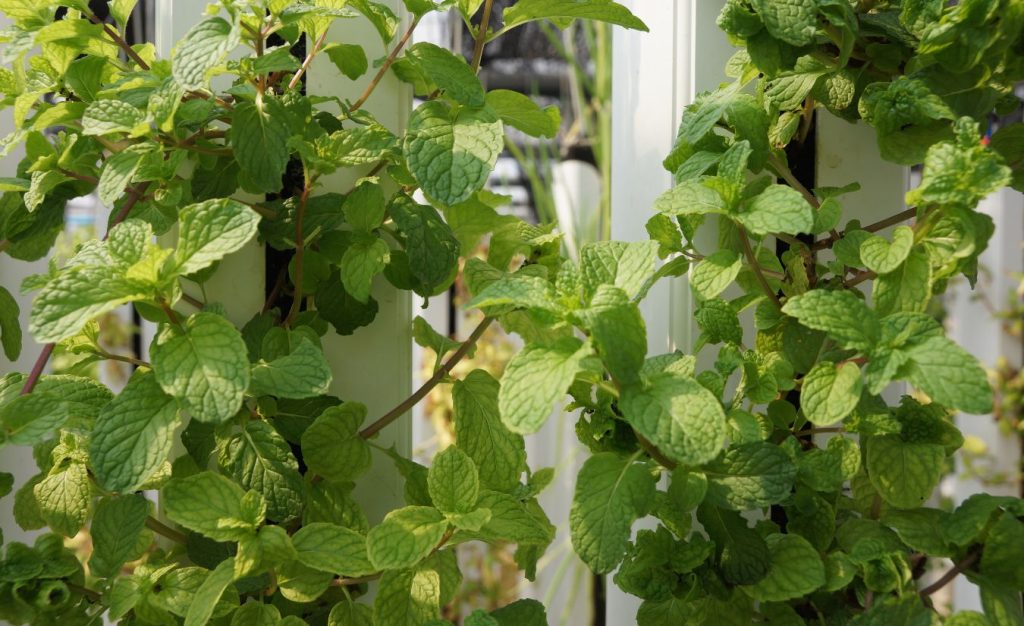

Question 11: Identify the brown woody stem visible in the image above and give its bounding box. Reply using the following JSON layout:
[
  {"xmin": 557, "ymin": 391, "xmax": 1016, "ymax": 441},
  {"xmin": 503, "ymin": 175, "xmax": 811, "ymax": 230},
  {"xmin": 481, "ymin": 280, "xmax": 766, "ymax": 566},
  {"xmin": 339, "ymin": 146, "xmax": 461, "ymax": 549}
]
[
  {"xmin": 89, "ymin": 12, "xmax": 151, "ymax": 70},
  {"xmin": 288, "ymin": 30, "xmax": 329, "ymax": 91},
  {"xmin": 919, "ymin": 551, "xmax": 980, "ymax": 598},
  {"xmin": 471, "ymin": 0, "xmax": 495, "ymax": 72},
  {"xmin": 349, "ymin": 15, "xmax": 421, "ymax": 113}
]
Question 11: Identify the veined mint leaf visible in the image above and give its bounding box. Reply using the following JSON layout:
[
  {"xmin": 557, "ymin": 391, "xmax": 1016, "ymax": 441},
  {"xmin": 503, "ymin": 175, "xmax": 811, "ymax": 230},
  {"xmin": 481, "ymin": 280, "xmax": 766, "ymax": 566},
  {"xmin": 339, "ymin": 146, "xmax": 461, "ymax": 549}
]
[
  {"xmin": 324, "ymin": 43, "xmax": 368, "ymax": 80},
  {"xmin": 174, "ymin": 198, "xmax": 261, "ymax": 275},
  {"xmin": 81, "ymin": 99, "xmax": 146, "ymax": 136},
  {"xmin": 654, "ymin": 179, "xmax": 729, "ymax": 217},
  {"xmin": 367, "ymin": 506, "xmax": 448, "ymax": 571},
  {"xmin": 570, "ymin": 452, "xmax": 656, "ymax": 574},
  {"xmin": 691, "ymin": 249, "xmax": 742, "ymax": 300},
  {"xmin": 219, "ymin": 421, "xmax": 304, "ymax": 523},
  {"xmin": 34, "ymin": 462, "xmax": 90, "ymax": 536},
  {"xmin": 485, "ymin": 90, "xmax": 561, "ymax": 138},
  {"xmin": 0, "ymin": 392, "xmax": 69, "ymax": 446},
  {"xmin": 229, "ymin": 98, "xmax": 291, "ymax": 195},
  {"xmin": 697, "ymin": 503, "xmax": 771, "ymax": 585},
  {"xmin": 329, "ymin": 600, "xmax": 374, "ymax": 626},
  {"xmin": 172, "ymin": 16, "xmax": 239, "ymax": 91},
  {"xmin": 250, "ymin": 338, "xmax": 333, "ymax": 399},
  {"xmin": 98, "ymin": 145, "xmax": 151, "ymax": 206},
  {"xmin": 373, "ymin": 567, "xmax": 441, "ymax": 626},
  {"xmin": 573, "ymin": 285, "xmax": 646, "ymax": 385},
  {"xmin": 183, "ymin": 558, "xmax": 236, "ymax": 626},
  {"xmin": 502, "ymin": 0, "xmax": 648, "ymax": 32},
  {"xmin": 980, "ymin": 512, "xmax": 1024, "ymax": 590},
  {"xmin": 782, "ymin": 289, "xmax": 879, "ymax": 352},
  {"xmin": 0, "ymin": 284, "xmax": 22, "ymax": 360},
  {"xmin": 406, "ymin": 42, "xmax": 484, "ymax": 107},
  {"xmin": 860, "ymin": 226, "xmax": 914, "ymax": 275},
  {"xmin": 736, "ymin": 185, "xmax": 814, "ymax": 236},
  {"xmin": 164, "ymin": 472, "xmax": 265, "ymax": 541},
  {"xmin": 872, "ymin": 249, "xmax": 932, "ymax": 316},
  {"xmin": 741, "ymin": 534, "xmax": 825, "ymax": 601},
  {"xmin": 151, "ymin": 312, "xmax": 250, "ymax": 424},
  {"xmin": 292, "ymin": 523, "xmax": 375, "ymax": 577},
  {"xmin": 301, "ymin": 403, "xmax": 372, "ymax": 483},
  {"xmin": 464, "ymin": 273, "xmax": 557, "ymax": 312},
  {"xmin": 580, "ymin": 241, "xmax": 659, "ymax": 301},
  {"xmin": 428, "ymin": 446, "xmax": 480, "ymax": 514},
  {"xmin": 30, "ymin": 266, "xmax": 154, "ymax": 344},
  {"xmin": 705, "ymin": 442, "xmax": 797, "ymax": 510},
  {"xmin": 621, "ymin": 371, "xmax": 727, "ymax": 467},
  {"xmin": 389, "ymin": 195, "xmax": 460, "ymax": 294},
  {"xmin": 343, "ymin": 180, "xmax": 386, "ymax": 232},
  {"xmin": 89, "ymin": 494, "xmax": 149, "ymax": 578},
  {"xmin": 801, "ymin": 361, "xmax": 863, "ymax": 425},
  {"xmin": 340, "ymin": 235, "xmax": 389, "ymax": 303},
  {"xmin": 452, "ymin": 370, "xmax": 526, "ymax": 491},
  {"xmin": 866, "ymin": 435, "xmax": 945, "ymax": 509},
  {"xmin": 498, "ymin": 337, "xmax": 593, "ymax": 434},
  {"xmin": 90, "ymin": 369, "xmax": 181, "ymax": 493},
  {"xmin": 403, "ymin": 100, "xmax": 503, "ymax": 206},
  {"xmin": 751, "ymin": 0, "xmax": 817, "ymax": 45},
  {"xmin": 905, "ymin": 336, "xmax": 992, "ymax": 414}
]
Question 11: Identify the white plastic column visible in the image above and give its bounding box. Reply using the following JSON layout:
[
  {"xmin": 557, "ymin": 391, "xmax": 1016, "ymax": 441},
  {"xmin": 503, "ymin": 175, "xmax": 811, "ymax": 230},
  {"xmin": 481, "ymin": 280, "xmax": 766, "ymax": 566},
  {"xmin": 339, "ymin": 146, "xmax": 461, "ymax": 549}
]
[{"xmin": 154, "ymin": 1, "xmax": 412, "ymax": 524}]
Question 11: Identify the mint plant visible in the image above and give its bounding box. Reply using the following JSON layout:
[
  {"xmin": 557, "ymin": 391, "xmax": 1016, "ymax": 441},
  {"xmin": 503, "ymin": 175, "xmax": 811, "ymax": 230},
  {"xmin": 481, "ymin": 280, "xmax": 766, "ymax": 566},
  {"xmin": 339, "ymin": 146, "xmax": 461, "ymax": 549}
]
[{"xmin": 0, "ymin": 0, "xmax": 1022, "ymax": 625}]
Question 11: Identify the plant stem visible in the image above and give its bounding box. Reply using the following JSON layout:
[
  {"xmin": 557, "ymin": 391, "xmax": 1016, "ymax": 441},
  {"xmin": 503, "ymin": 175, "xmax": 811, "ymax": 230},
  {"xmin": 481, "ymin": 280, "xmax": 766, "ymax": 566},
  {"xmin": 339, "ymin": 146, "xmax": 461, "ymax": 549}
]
[
  {"xmin": 160, "ymin": 299, "xmax": 184, "ymax": 329},
  {"xmin": 919, "ymin": 551, "xmax": 980, "ymax": 598},
  {"xmin": 66, "ymin": 582, "xmax": 102, "ymax": 602},
  {"xmin": 360, "ymin": 317, "xmax": 494, "ymax": 439},
  {"xmin": 145, "ymin": 516, "xmax": 189, "ymax": 544},
  {"xmin": 100, "ymin": 351, "xmax": 150, "ymax": 369},
  {"xmin": 471, "ymin": 0, "xmax": 494, "ymax": 72},
  {"xmin": 768, "ymin": 153, "xmax": 819, "ymax": 209},
  {"xmin": 59, "ymin": 168, "xmax": 99, "ymax": 185},
  {"xmin": 813, "ymin": 207, "xmax": 918, "ymax": 251},
  {"xmin": 285, "ymin": 182, "xmax": 313, "ymax": 326},
  {"xmin": 845, "ymin": 269, "xmax": 876, "ymax": 288},
  {"xmin": 88, "ymin": 11, "xmax": 150, "ymax": 70},
  {"xmin": 739, "ymin": 228, "xmax": 782, "ymax": 309},
  {"xmin": 349, "ymin": 15, "xmax": 421, "ymax": 113},
  {"xmin": 636, "ymin": 432, "xmax": 677, "ymax": 470},
  {"xmin": 793, "ymin": 426, "xmax": 844, "ymax": 436},
  {"xmin": 288, "ymin": 30, "xmax": 329, "ymax": 91},
  {"xmin": 330, "ymin": 573, "xmax": 381, "ymax": 587},
  {"xmin": 180, "ymin": 292, "xmax": 205, "ymax": 309}
]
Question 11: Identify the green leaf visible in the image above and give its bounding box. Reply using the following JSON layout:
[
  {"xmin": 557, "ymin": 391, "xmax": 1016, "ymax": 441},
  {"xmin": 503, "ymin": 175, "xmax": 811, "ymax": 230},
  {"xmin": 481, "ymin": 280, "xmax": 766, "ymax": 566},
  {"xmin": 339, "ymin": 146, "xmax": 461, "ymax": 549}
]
[
  {"xmin": 866, "ymin": 435, "xmax": 945, "ymax": 509},
  {"xmin": 367, "ymin": 506, "xmax": 448, "ymax": 571},
  {"xmin": 403, "ymin": 100, "xmax": 503, "ymax": 206},
  {"xmin": 230, "ymin": 603, "xmax": 280, "ymax": 626},
  {"xmin": 905, "ymin": 336, "xmax": 992, "ymax": 414},
  {"xmin": 502, "ymin": 0, "xmax": 649, "ymax": 32},
  {"xmin": 164, "ymin": 472, "xmax": 263, "ymax": 541},
  {"xmin": 229, "ymin": 99, "xmax": 291, "ymax": 195},
  {"xmin": 184, "ymin": 558, "xmax": 236, "ymax": 626},
  {"xmin": 580, "ymin": 241, "xmax": 659, "ymax": 301},
  {"xmin": 452, "ymin": 370, "xmax": 526, "ymax": 491},
  {"xmin": 329, "ymin": 600, "xmax": 374, "ymax": 626},
  {"xmin": 654, "ymin": 180, "xmax": 729, "ymax": 217},
  {"xmin": 301, "ymin": 403, "xmax": 372, "ymax": 483},
  {"xmin": 872, "ymin": 249, "xmax": 932, "ymax": 316},
  {"xmin": 860, "ymin": 226, "xmax": 914, "ymax": 275},
  {"xmin": 219, "ymin": 420, "xmax": 304, "ymax": 522},
  {"xmin": 30, "ymin": 266, "xmax": 154, "ymax": 343},
  {"xmin": 172, "ymin": 16, "xmax": 239, "ymax": 91},
  {"xmin": 705, "ymin": 442, "xmax": 797, "ymax": 510},
  {"xmin": 570, "ymin": 452, "xmax": 657, "ymax": 574},
  {"xmin": 81, "ymin": 99, "xmax": 146, "ymax": 136},
  {"xmin": 428, "ymin": 446, "xmax": 480, "ymax": 514},
  {"xmin": 292, "ymin": 523, "xmax": 375, "ymax": 577},
  {"xmin": 621, "ymin": 371, "xmax": 727, "ymax": 467},
  {"xmin": 691, "ymin": 250, "xmax": 742, "ymax": 300},
  {"xmin": 151, "ymin": 312, "xmax": 250, "ymax": 424},
  {"xmin": 89, "ymin": 494, "xmax": 149, "ymax": 578},
  {"xmin": 0, "ymin": 285, "xmax": 22, "ymax": 361},
  {"xmin": 750, "ymin": 0, "xmax": 817, "ymax": 45},
  {"xmin": 251, "ymin": 338, "xmax": 333, "ymax": 399},
  {"xmin": 0, "ymin": 392, "xmax": 69, "ymax": 446},
  {"xmin": 174, "ymin": 198, "xmax": 261, "ymax": 275},
  {"xmin": 374, "ymin": 567, "xmax": 441, "ymax": 626},
  {"xmin": 801, "ymin": 361, "xmax": 863, "ymax": 426},
  {"xmin": 98, "ymin": 145, "xmax": 151, "ymax": 207},
  {"xmin": 697, "ymin": 503, "xmax": 771, "ymax": 585},
  {"xmin": 498, "ymin": 337, "xmax": 593, "ymax": 434},
  {"xmin": 736, "ymin": 185, "xmax": 814, "ymax": 236},
  {"xmin": 741, "ymin": 534, "xmax": 825, "ymax": 601},
  {"xmin": 325, "ymin": 43, "xmax": 369, "ymax": 80},
  {"xmin": 781, "ymin": 289, "xmax": 879, "ymax": 352},
  {"xmin": 343, "ymin": 180, "xmax": 386, "ymax": 232},
  {"xmin": 110, "ymin": 0, "xmax": 138, "ymax": 26},
  {"xmin": 90, "ymin": 369, "xmax": 181, "ymax": 492},
  {"xmin": 389, "ymin": 196, "xmax": 460, "ymax": 294},
  {"xmin": 34, "ymin": 462, "xmax": 90, "ymax": 536},
  {"xmin": 485, "ymin": 90, "xmax": 561, "ymax": 138},
  {"xmin": 981, "ymin": 512, "xmax": 1024, "ymax": 591},
  {"xmin": 340, "ymin": 235, "xmax": 390, "ymax": 303},
  {"xmin": 573, "ymin": 285, "xmax": 646, "ymax": 385},
  {"xmin": 406, "ymin": 43, "xmax": 484, "ymax": 107}
]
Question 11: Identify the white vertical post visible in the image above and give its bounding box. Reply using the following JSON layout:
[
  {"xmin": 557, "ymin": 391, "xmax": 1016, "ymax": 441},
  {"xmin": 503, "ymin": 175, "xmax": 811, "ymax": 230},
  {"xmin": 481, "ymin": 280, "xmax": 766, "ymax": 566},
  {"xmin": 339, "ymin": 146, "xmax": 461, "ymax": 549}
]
[{"xmin": 608, "ymin": 1, "xmax": 730, "ymax": 621}]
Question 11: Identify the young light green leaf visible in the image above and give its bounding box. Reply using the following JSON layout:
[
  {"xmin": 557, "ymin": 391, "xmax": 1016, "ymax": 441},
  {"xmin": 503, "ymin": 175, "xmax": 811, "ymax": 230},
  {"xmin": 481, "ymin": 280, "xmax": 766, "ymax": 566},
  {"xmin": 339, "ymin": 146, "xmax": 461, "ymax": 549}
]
[
  {"xmin": 750, "ymin": 0, "xmax": 818, "ymax": 45},
  {"xmin": 654, "ymin": 179, "xmax": 730, "ymax": 217},
  {"xmin": 292, "ymin": 523, "xmax": 375, "ymax": 577},
  {"xmin": 172, "ymin": 16, "xmax": 239, "ymax": 91},
  {"xmin": 502, "ymin": 0, "xmax": 649, "ymax": 32},
  {"xmin": 403, "ymin": 100, "xmax": 503, "ymax": 206},
  {"xmin": 367, "ymin": 506, "xmax": 448, "ymax": 571},
  {"xmin": 705, "ymin": 442, "xmax": 798, "ymax": 510},
  {"xmin": 498, "ymin": 337, "xmax": 593, "ymax": 434},
  {"xmin": 30, "ymin": 266, "xmax": 154, "ymax": 343},
  {"xmin": 782, "ymin": 289, "xmax": 879, "ymax": 352},
  {"xmin": 866, "ymin": 435, "xmax": 945, "ymax": 509},
  {"xmin": 580, "ymin": 240, "xmax": 659, "ymax": 301},
  {"xmin": 428, "ymin": 446, "xmax": 480, "ymax": 514},
  {"xmin": 570, "ymin": 452, "xmax": 656, "ymax": 574},
  {"xmin": 164, "ymin": 472, "xmax": 263, "ymax": 541},
  {"xmin": 801, "ymin": 361, "xmax": 863, "ymax": 426},
  {"xmin": 325, "ymin": 43, "xmax": 369, "ymax": 80},
  {"xmin": 485, "ymin": 90, "xmax": 561, "ymax": 138},
  {"xmin": 373, "ymin": 567, "xmax": 441, "ymax": 626},
  {"xmin": 174, "ymin": 198, "xmax": 261, "ymax": 275},
  {"xmin": 250, "ymin": 338, "xmax": 333, "ymax": 399},
  {"xmin": 90, "ymin": 369, "xmax": 181, "ymax": 493},
  {"xmin": 0, "ymin": 393, "xmax": 69, "ymax": 446},
  {"xmin": 736, "ymin": 185, "xmax": 814, "ymax": 236},
  {"xmin": 81, "ymin": 99, "xmax": 146, "ymax": 136},
  {"xmin": 860, "ymin": 226, "xmax": 914, "ymax": 275},
  {"xmin": 34, "ymin": 462, "xmax": 90, "ymax": 537},
  {"xmin": 151, "ymin": 312, "xmax": 250, "ymax": 424},
  {"xmin": 691, "ymin": 249, "xmax": 742, "ymax": 300},
  {"xmin": 905, "ymin": 336, "xmax": 992, "ymax": 414},
  {"xmin": 301, "ymin": 403, "xmax": 372, "ymax": 483},
  {"xmin": 89, "ymin": 494, "xmax": 149, "ymax": 578},
  {"xmin": 98, "ymin": 145, "xmax": 150, "ymax": 206},
  {"xmin": 741, "ymin": 534, "xmax": 826, "ymax": 601},
  {"xmin": 452, "ymin": 370, "xmax": 527, "ymax": 491},
  {"xmin": 183, "ymin": 558, "xmax": 236, "ymax": 626},
  {"xmin": 620, "ymin": 372, "xmax": 728, "ymax": 467}
]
